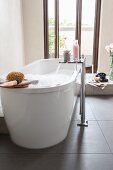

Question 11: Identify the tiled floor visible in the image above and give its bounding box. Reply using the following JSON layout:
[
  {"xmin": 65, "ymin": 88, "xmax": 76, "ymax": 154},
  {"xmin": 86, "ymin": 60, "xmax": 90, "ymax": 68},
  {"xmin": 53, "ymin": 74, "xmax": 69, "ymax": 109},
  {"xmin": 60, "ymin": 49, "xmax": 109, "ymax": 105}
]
[{"xmin": 1, "ymin": 96, "xmax": 113, "ymax": 170}]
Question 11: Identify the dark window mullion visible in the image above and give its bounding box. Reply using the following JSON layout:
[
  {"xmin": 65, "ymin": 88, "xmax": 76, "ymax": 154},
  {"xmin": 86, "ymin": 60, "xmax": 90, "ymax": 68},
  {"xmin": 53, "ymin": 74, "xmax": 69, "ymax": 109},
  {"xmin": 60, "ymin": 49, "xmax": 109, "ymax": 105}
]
[
  {"xmin": 75, "ymin": 0, "xmax": 82, "ymax": 57},
  {"xmin": 55, "ymin": 0, "xmax": 59, "ymax": 58},
  {"xmin": 93, "ymin": 0, "xmax": 101, "ymax": 72},
  {"xmin": 75, "ymin": 0, "xmax": 79, "ymax": 40},
  {"xmin": 43, "ymin": 0, "xmax": 49, "ymax": 59},
  {"xmin": 78, "ymin": 0, "xmax": 82, "ymax": 56}
]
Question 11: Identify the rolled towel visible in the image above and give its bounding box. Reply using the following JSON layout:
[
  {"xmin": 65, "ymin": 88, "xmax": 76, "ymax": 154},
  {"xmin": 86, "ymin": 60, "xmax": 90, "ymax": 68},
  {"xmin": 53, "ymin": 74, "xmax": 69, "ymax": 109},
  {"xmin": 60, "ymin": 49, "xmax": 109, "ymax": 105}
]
[
  {"xmin": 0, "ymin": 80, "xmax": 39, "ymax": 88},
  {"xmin": 0, "ymin": 80, "xmax": 18, "ymax": 87}
]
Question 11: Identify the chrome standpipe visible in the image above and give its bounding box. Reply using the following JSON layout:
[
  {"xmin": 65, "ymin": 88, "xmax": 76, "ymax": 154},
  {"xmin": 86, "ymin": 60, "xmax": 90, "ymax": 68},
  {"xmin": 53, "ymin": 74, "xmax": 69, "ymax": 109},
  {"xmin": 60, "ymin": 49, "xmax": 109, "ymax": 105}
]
[{"xmin": 77, "ymin": 57, "xmax": 88, "ymax": 127}]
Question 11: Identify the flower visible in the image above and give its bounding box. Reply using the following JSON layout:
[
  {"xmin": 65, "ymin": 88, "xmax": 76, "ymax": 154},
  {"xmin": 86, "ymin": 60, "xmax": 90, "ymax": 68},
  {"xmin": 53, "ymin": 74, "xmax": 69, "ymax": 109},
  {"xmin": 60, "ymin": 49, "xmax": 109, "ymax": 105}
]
[
  {"xmin": 105, "ymin": 43, "xmax": 113, "ymax": 56},
  {"xmin": 63, "ymin": 36, "xmax": 67, "ymax": 49},
  {"xmin": 105, "ymin": 43, "xmax": 113, "ymax": 80}
]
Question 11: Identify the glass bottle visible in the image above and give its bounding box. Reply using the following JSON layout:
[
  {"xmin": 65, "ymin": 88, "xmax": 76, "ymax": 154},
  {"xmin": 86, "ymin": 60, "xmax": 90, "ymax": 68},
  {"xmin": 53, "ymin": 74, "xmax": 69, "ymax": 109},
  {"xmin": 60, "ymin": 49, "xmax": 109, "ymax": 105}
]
[{"xmin": 73, "ymin": 40, "xmax": 79, "ymax": 61}]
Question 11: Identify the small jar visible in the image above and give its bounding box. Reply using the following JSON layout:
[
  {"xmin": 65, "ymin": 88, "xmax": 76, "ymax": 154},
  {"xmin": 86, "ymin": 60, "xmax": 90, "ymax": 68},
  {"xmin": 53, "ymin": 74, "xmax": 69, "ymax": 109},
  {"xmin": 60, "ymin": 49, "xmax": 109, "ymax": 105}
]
[{"xmin": 63, "ymin": 50, "xmax": 71, "ymax": 62}]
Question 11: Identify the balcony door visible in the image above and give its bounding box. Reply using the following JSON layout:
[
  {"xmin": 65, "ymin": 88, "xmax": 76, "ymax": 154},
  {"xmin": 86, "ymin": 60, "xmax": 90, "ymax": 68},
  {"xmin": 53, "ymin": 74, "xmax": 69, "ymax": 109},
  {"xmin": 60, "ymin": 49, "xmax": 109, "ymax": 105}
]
[{"xmin": 43, "ymin": 0, "xmax": 101, "ymax": 72}]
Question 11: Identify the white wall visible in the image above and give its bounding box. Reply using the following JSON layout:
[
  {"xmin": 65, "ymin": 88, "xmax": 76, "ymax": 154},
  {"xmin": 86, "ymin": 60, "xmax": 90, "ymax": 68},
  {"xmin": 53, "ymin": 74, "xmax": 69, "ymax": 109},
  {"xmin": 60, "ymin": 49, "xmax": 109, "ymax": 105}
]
[
  {"xmin": 0, "ymin": 0, "xmax": 24, "ymax": 75},
  {"xmin": 22, "ymin": 0, "xmax": 44, "ymax": 64},
  {"xmin": 98, "ymin": 0, "xmax": 113, "ymax": 74}
]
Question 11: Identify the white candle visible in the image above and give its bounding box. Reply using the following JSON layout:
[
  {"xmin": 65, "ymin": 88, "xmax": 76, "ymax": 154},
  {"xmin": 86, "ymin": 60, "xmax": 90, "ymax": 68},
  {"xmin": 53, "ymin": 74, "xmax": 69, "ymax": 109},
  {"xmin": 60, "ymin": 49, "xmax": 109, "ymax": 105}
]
[{"xmin": 92, "ymin": 64, "xmax": 94, "ymax": 80}]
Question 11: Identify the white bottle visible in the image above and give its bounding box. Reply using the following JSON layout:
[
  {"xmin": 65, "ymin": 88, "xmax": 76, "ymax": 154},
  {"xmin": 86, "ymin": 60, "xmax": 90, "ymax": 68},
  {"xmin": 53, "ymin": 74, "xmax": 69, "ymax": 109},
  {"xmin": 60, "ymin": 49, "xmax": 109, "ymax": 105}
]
[{"xmin": 73, "ymin": 40, "xmax": 79, "ymax": 60}]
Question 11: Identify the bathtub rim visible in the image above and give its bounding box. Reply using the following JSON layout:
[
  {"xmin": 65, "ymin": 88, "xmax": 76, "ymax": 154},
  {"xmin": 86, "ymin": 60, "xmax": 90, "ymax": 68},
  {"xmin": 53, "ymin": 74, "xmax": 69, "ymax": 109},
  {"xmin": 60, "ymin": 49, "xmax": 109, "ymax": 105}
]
[
  {"xmin": 0, "ymin": 71, "xmax": 79, "ymax": 94},
  {"xmin": 0, "ymin": 58, "xmax": 81, "ymax": 94}
]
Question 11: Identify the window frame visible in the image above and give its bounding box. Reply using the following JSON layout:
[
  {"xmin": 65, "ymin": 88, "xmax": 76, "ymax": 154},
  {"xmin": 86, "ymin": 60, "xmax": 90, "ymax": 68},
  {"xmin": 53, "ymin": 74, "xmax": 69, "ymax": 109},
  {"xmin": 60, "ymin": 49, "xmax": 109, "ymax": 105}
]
[{"xmin": 43, "ymin": 0, "xmax": 101, "ymax": 72}]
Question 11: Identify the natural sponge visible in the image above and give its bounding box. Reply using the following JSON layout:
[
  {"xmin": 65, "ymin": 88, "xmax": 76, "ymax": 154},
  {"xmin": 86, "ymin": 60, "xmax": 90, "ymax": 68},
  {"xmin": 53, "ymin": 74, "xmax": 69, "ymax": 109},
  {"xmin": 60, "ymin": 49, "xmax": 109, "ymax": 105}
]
[{"xmin": 6, "ymin": 71, "xmax": 24, "ymax": 81}]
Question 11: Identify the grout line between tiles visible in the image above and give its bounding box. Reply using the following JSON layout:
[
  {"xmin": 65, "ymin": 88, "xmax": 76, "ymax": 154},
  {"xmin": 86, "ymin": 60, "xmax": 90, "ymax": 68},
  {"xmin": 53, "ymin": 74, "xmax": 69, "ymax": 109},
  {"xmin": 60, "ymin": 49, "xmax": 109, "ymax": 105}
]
[
  {"xmin": 97, "ymin": 121, "xmax": 112, "ymax": 154},
  {"xmin": 86, "ymin": 98, "xmax": 97, "ymax": 121},
  {"xmin": 0, "ymin": 153, "xmax": 112, "ymax": 155}
]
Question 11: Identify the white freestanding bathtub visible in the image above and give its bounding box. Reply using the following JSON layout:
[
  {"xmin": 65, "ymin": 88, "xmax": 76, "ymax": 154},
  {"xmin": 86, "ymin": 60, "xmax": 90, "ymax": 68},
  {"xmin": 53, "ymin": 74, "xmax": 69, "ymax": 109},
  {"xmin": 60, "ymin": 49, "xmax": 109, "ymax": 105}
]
[{"xmin": 1, "ymin": 58, "xmax": 81, "ymax": 149}]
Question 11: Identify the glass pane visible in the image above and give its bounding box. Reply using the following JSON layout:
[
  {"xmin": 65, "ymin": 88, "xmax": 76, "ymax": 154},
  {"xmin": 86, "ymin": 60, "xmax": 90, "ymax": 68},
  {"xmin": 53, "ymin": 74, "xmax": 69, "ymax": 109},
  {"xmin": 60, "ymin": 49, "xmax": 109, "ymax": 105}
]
[
  {"xmin": 48, "ymin": 0, "xmax": 55, "ymax": 58},
  {"xmin": 59, "ymin": 0, "xmax": 76, "ymax": 57},
  {"xmin": 81, "ymin": 0, "xmax": 96, "ymax": 66}
]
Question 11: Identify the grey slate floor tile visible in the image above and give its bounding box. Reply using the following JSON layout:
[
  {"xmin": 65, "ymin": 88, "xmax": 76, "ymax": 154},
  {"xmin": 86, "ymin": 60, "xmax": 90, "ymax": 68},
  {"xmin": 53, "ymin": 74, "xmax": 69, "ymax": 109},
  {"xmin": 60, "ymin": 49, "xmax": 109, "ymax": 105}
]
[
  {"xmin": 72, "ymin": 98, "xmax": 95, "ymax": 121},
  {"xmin": 98, "ymin": 121, "xmax": 113, "ymax": 153},
  {"xmin": 0, "ymin": 121, "xmax": 110, "ymax": 154},
  {"xmin": 0, "ymin": 154, "xmax": 113, "ymax": 170},
  {"xmin": 42, "ymin": 121, "xmax": 110, "ymax": 154},
  {"xmin": 87, "ymin": 96, "xmax": 113, "ymax": 120}
]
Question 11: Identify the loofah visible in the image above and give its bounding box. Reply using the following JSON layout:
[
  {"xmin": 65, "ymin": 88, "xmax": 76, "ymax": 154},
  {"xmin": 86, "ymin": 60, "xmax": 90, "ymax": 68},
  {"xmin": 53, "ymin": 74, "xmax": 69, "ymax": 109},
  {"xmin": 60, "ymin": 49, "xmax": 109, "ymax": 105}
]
[{"xmin": 6, "ymin": 71, "xmax": 24, "ymax": 82}]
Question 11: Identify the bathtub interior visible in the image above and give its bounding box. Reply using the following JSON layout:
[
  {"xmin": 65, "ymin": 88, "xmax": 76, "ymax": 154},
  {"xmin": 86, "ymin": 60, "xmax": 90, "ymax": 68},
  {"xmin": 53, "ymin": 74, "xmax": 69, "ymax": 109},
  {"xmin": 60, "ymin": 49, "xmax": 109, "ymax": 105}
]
[
  {"xmin": 21, "ymin": 58, "xmax": 60, "ymax": 75},
  {"xmin": 21, "ymin": 59, "xmax": 76, "ymax": 74},
  {"xmin": 21, "ymin": 59, "xmax": 78, "ymax": 88}
]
